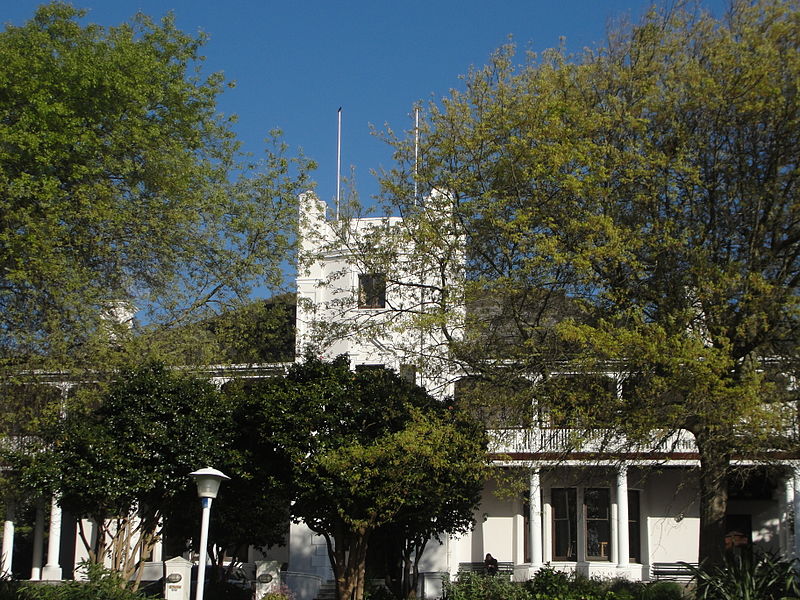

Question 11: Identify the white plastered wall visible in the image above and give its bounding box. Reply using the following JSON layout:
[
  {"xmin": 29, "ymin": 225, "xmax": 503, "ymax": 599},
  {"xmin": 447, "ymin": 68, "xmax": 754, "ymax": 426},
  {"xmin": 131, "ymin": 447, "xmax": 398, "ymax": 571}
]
[{"xmin": 640, "ymin": 468, "xmax": 699, "ymax": 563}]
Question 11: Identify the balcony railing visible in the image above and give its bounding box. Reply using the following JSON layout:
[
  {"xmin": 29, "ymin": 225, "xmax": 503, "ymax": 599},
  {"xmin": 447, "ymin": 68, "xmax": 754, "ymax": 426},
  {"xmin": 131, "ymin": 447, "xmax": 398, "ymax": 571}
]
[{"xmin": 489, "ymin": 427, "xmax": 698, "ymax": 456}]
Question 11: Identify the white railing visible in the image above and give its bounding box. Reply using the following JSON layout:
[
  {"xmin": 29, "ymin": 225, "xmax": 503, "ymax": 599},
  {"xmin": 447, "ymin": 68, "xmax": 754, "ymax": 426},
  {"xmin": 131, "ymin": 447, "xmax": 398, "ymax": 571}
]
[{"xmin": 489, "ymin": 428, "xmax": 698, "ymax": 455}]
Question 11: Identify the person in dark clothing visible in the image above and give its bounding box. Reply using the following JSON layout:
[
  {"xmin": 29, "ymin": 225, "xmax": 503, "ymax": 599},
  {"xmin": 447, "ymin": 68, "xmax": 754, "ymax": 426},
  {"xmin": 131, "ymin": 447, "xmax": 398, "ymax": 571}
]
[{"xmin": 484, "ymin": 553, "xmax": 498, "ymax": 576}]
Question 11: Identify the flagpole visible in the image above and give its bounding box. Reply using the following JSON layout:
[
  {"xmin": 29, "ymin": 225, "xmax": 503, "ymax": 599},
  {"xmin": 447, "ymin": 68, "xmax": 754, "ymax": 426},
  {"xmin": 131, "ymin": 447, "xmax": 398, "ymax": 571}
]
[{"xmin": 336, "ymin": 107, "xmax": 342, "ymax": 220}]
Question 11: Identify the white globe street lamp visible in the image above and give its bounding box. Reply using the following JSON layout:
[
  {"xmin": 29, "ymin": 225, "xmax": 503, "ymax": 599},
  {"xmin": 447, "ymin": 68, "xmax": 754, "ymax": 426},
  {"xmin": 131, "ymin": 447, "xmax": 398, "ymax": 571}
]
[{"xmin": 190, "ymin": 467, "xmax": 229, "ymax": 600}]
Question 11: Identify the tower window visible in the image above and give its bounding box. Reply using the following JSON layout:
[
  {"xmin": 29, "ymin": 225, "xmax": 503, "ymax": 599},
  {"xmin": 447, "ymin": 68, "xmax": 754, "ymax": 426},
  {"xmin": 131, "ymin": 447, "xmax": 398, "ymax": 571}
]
[{"xmin": 358, "ymin": 273, "xmax": 386, "ymax": 309}]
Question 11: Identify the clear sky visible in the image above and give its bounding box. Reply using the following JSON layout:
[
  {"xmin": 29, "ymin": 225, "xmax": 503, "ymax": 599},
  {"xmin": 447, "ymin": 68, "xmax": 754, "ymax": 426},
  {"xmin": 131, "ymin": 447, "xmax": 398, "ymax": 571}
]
[{"xmin": 4, "ymin": 1, "xmax": 729, "ymax": 209}]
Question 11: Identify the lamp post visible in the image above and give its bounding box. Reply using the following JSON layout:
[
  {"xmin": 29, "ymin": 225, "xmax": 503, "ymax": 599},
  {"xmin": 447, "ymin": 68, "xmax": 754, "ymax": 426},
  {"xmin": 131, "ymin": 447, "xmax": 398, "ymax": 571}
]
[{"xmin": 190, "ymin": 467, "xmax": 229, "ymax": 600}]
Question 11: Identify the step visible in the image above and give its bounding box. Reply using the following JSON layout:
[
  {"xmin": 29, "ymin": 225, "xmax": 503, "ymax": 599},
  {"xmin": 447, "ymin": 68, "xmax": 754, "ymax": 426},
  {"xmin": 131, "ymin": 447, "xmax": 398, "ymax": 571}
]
[{"xmin": 315, "ymin": 581, "xmax": 337, "ymax": 600}]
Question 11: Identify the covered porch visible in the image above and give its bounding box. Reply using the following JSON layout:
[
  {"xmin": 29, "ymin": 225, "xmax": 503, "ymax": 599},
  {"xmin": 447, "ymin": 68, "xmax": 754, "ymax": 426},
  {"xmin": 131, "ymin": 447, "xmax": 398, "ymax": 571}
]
[{"xmin": 446, "ymin": 461, "xmax": 800, "ymax": 582}]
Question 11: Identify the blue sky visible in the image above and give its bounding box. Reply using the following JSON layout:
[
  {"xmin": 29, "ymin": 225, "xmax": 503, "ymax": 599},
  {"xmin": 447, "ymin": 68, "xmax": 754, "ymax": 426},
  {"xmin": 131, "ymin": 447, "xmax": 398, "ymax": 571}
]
[{"xmin": 4, "ymin": 1, "xmax": 729, "ymax": 209}]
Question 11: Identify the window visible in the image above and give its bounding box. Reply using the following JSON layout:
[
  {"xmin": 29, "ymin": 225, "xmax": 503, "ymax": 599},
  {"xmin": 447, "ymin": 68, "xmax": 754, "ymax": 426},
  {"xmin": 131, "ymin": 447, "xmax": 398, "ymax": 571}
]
[
  {"xmin": 628, "ymin": 490, "xmax": 641, "ymax": 563},
  {"xmin": 552, "ymin": 488, "xmax": 577, "ymax": 561},
  {"xmin": 552, "ymin": 487, "xmax": 633, "ymax": 563},
  {"xmin": 358, "ymin": 273, "xmax": 386, "ymax": 308},
  {"xmin": 585, "ymin": 488, "xmax": 611, "ymax": 561}
]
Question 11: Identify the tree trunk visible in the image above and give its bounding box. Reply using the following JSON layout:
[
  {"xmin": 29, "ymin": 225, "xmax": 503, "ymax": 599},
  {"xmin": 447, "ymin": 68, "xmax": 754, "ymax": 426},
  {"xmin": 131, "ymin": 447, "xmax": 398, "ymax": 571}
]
[
  {"xmin": 400, "ymin": 542, "xmax": 412, "ymax": 599},
  {"xmin": 332, "ymin": 525, "xmax": 371, "ymax": 600},
  {"xmin": 354, "ymin": 534, "xmax": 368, "ymax": 600},
  {"xmin": 408, "ymin": 539, "xmax": 427, "ymax": 599},
  {"xmin": 332, "ymin": 523, "xmax": 351, "ymax": 600},
  {"xmin": 695, "ymin": 428, "xmax": 730, "ymax": 567}
]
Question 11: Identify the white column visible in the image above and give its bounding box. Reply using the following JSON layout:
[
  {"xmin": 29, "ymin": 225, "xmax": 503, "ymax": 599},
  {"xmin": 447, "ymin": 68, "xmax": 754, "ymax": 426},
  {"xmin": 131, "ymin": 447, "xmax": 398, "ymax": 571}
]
[
  {"xmin": 30, "ymin": 502, "xmax": 45, "ymax": 580},
  {"xmin": 542, "ymin": 490, "xmax": 552, "ymax": 563},
  {"xmin": 576, "ymin": 487, "xmax": 586, "ymax": 562},
  {"xmin": 1, "ymin": 499, "xmax": 15, "ymax": 577},
  {"xmin": 780, "ymin": 474, "xmax": 792, "ymax": 556},
  {"xmin": 529, "ymin": 469, "xmax": 543, "ymax": 567},
  {"xmin": 793, "ymin": 464, "xmax": 800, "ymax": 559},
  {"xmin": 41, "ymin": 496, "xmax": 62, "ymax": 580},
  {"xmin": 513, "ymin": 497, "xmax": 524, "ymax": 565},
  {"xmin": 616, "ymin": 465, "xmax": 629, "ymax": 569}
]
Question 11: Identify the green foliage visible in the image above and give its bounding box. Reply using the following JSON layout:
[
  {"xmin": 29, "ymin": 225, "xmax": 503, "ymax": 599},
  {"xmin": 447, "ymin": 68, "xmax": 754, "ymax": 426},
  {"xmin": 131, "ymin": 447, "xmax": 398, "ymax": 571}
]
[
  {"xmin": 0, "ymin": 572, "xmax": 19, "ymax": 600},
  {"xmin": 523, "ymin": 566, "xmax": 625, "ymax": 600},
  {"xmin": 16, "ymin": 563, "xmax": 146, "ymax": 600},
  {"xmin": 10, "ymin": 363, "xmax": 288, "ymax": 582},
  {"xmin": 263, "ymin": 356, "xmax": 487, "ymax": 600},
  {"xmin": 37, "ymin": 363, "xmax": 236, "ymax": 520},
  {"xmin": 689, "ymin": 549, "xmax": 800, "ymax": 600},
  {"xmin": 443, "ymin": 572, "xmax": 530, "ymax": 600},
  {"xmin": 275, "ymin": 356, "xmax": 486, "ymax": 536},
  {"xmin": 261, "ymin": 587, "xmax": 295, "ymax": 600},
  {"xmin": 371, "ymin": 401, "xmax": 488, "ymax": 598},
  {"xmin": 441, "ymin": 569, "xmax": 673, "ymax": 600},
  {"xmin": 524, "ymin": 566, "xmax": 571, "ymax": 598},
  {"xmin": 377, "ymin": 0, "xmax": 800, "ymax": 564},
  {"xmin": 0, "ymin": 3, "xmax": 312, "ymax": 373},
  {"xmin": 640, "ymin": 581, "xmax": 685, "ymax": 600}
]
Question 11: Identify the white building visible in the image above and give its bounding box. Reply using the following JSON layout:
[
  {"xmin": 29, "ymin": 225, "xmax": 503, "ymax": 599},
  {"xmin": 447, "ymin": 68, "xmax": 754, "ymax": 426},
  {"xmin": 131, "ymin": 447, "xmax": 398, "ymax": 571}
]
[
  {"xmin": 289, "ymin": 191, "xmax": 800, "ymax": 597},
  {"xmin": 2, "ymin": 191, "xmax": 798, "ymax": 600}
]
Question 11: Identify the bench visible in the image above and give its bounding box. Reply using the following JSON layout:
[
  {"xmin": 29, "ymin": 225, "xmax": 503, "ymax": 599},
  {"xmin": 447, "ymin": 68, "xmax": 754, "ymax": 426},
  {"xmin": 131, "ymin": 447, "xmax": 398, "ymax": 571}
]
[
  {"xmin": 650, "ymin": 562, "xmax": 697, "ymax": 582},
  {"xmin": 458, "ymin": 562, "xmax": 514, "ymax": 578}
]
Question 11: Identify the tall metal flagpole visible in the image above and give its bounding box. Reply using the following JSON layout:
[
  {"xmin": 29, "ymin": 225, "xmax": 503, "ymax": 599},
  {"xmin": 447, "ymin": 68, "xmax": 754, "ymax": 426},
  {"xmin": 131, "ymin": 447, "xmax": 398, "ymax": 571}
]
[
  {"xmin": 336, "ymin": 107, "xmax": 342, "ymax": 220},
  {"xmin": 414, "ymin": 107, "xmax": 419, "ymax": 205}
]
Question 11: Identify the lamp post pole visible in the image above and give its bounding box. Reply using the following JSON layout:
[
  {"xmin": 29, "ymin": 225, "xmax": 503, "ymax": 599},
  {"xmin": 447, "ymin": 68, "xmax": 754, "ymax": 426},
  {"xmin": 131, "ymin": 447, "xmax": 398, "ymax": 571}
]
[{"xmin": 190, "ymin": 468, "xmax": 229, "ymax": 600}]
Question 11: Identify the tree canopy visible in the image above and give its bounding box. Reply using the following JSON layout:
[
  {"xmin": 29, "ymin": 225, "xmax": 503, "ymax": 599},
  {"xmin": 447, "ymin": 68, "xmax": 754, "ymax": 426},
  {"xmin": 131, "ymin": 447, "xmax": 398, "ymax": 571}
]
[
  {"xmin": 259, "ymin": 356, "xmax": 486, "ymax": 600},
  {"xmin": 0, "ymin": 3, "xmax": 312, "ymax": 373},
  {"xmin": 8, "ymin": 363, "xmax": 291, "ymax": 588},
  {"xmin": 373, "ymin": 0, "xmax": 800, "ymax": 564}
]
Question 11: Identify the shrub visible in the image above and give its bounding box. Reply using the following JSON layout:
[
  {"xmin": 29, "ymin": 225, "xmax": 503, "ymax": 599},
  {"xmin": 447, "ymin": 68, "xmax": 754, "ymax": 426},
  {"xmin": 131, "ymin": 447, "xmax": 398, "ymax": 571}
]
[
  {"xmin": 262, "ymin": 584, "xmax": 296, "ymax": 600},
  {"xmin": 689, "ymin": 549, "xmax": 800, "ymax": 600},
  {"xmin": 16, "ymin": 563, "xmax": 146, "ymax": 600},
  {"xmin": 608, "ymin": 578, "xmax": 646, "ymax": 600},
  {"xmin": 443, "ymin": 571, "xmax": 531, "ymax": 600},
  {"xmin": 524, "ymin": 566, "xmax": 616, "ymax": 600},
  {"xmin": 641, "ymin": 581, "xmax": 685, "ymax": 600},
  {"xmin": 0, "ymin": 573, "xmax": 20, "ymax": 600},
  {"xmin": 525, "ymin": 566, "xmax": 572, "ymax": 597}
]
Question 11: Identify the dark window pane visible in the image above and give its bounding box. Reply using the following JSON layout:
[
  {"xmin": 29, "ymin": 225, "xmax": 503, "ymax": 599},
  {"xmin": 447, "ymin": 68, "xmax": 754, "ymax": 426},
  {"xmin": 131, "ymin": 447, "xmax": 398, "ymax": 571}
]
[
  {"xmin": 585, "ymin": 488, "xmax": 611, "ymax": 561},
  {"xmin": 585, "ymin": 489, "xmax": 610, "ymax": 519},
  {"xmin": 552, "ymin": 488, "xmax": 577, "ymax": 561},
  {"xmin": 628, "ymin": 490, "xmax": 640, "ymax": 563},
  {"xmin": 358, "ymin": 273, "xmax": 386, "ymax": 308}
]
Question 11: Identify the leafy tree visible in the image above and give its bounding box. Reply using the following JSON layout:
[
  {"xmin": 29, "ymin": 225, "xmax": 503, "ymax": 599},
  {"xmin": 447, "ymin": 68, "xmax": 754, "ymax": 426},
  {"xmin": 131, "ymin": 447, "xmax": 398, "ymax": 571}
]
[
  {"xmin": 264, "ymin": 357, "xmax": 486, "ymax": 600},
  {"xmin": 0, "ymin": 2, "xmax": 310, "ymax": 542},
  {"xmin": 372, "ymin": 0, "xmax": 800, "ymax": 566},
  {"xmin": 11, "ymin": 364, "xmax": 288, "ymax": 589},
  {"xmin": 371, "ymin": 404, "xmax": 486, "ymax": 599},
  {"xmin": 154, "ymin": 294, "xmax": 297, "ymax": 367},
  {"xmin": 0, "ymin": 3, "xmax": 312, "ymax": 374},
  {"xmin": 203, "ymin": 375, "xmax": 294, "ymax": 570}
]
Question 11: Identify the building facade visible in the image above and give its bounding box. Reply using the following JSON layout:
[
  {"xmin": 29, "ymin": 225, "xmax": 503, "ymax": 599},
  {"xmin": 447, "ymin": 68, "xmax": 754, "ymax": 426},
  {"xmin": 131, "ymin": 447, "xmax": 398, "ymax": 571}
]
[
  {"xmin": 291, "ymin": 192, "xmax": 800, "ymax": 598},
  {"xmin": 2, "ymin": 193, "xmax": 798, "ymax": 600}
]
